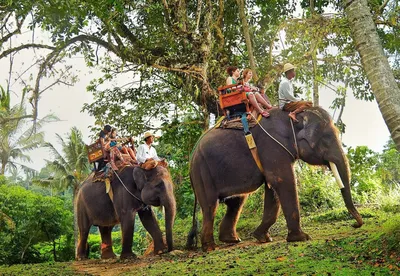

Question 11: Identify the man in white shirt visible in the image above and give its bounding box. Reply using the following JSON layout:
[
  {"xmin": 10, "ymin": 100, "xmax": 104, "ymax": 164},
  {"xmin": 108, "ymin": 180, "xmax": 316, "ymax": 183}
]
[
  {"xmin": 136, "ymin": 132, "xmax": 162, "ymax": 170},
  {"xmin": 278, "ymin": 63, "xmax": 313, "ymax": 122}
]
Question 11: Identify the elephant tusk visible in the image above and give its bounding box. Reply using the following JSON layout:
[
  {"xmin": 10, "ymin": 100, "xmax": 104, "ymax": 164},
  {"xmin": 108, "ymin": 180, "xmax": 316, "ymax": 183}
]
[{"xmin": 329, "ymin": 162, "xmax": 345, "ymax": 189}]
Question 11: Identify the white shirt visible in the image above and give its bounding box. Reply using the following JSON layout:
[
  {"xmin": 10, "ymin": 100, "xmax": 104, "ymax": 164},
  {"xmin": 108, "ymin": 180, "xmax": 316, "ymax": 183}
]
[
  {"xmin": 136, "ymin": 143, "xmax": 160, "ymax": 163},
  {"xmin": 278, "ymin": 77, "xmax": 300, "ymax": 109}
]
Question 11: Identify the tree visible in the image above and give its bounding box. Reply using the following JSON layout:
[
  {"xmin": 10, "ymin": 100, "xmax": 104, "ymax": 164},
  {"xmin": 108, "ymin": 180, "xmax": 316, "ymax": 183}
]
[
  {"xmin": 0, "ymin": 86, "xmax": 56, "ymax": 175},
  {"xmin": 377, "ymin": 139, "xmax": 400, "ymax": 189},
  {"xmin": 34, "ymin": 127, "xmax": 91, "ymax": 255},
  {"xmin": 343, "ymin": 0, "xmax": 400, "ymax": 151},
  {"xmin": 0, "ymin": 182, "xmax": 73, "ymax": 264}
]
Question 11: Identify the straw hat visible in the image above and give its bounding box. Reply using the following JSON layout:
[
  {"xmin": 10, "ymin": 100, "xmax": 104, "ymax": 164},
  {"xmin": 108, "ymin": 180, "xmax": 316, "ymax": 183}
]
[
  {"xmin": 143, "ymin": 132, "xmax": 154, "ymax": 140},
  {"xmin": 283, "ymin": 63, "xmax": 296, "ymax": 73}
]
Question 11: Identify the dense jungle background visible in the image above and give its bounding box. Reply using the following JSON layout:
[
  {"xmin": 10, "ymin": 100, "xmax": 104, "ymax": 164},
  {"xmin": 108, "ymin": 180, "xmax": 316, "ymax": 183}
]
[{"xmin": 0, "ymin": 0, "xmax": 399, "ymax": 274}]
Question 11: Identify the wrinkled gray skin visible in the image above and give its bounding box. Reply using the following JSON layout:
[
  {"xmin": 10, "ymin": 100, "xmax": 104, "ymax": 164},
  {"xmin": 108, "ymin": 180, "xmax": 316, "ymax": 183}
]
[
  {"xmin": 189, "ymin": 107, "xmax": 363, "ymax": 251},
  {"xmin": 76, "ymin": 166, "xmax": 176, "ymax": 260}
]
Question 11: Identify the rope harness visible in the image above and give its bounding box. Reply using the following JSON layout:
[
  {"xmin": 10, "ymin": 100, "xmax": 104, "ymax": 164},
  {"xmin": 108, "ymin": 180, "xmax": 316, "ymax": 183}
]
[
  {"xmin": 107, "ymin": 164, "xmax": 147, "ymax": 210},
  {"xmin": 249, "ymin": 113, "xmax": 299, "ymax": 162}
]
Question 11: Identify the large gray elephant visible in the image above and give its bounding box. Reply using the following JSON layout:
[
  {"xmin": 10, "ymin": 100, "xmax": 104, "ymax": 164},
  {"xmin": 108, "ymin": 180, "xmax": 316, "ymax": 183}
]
[
  {"xmin": 76, "ymin": 165, "xmax": 176, "ymax": 260},
  {"xmin": 187, "ymin": 107, "xmax": 363, "ymax": 251}
]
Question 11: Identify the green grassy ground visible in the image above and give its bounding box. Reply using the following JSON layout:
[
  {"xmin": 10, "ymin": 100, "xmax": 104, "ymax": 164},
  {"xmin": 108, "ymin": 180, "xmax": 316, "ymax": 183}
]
[{"xmin": 1, "ymin": 207, "xmax": 399, "ymax": 275}]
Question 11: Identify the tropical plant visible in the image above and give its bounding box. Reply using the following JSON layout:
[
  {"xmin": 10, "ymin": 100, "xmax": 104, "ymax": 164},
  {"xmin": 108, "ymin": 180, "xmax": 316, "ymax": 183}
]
[{"xmin": 0, "ymin": 86, "xmax": 57, "ymax": 175}]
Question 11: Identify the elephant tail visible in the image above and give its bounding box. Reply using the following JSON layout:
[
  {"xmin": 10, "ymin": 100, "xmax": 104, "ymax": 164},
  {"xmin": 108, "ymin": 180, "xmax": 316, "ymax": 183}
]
[{"xmin": 186, "ymin": 192, "xmax": 198, "ymax": 250}]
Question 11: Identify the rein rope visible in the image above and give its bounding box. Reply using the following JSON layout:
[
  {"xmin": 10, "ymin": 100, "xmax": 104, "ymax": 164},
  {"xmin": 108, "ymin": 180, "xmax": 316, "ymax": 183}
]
[
  {"xmin": 289, "ymin": 118, "xmax": 300, "ymax": 159},
  {"xmin": 249, "ymin": 113, "xmax": 298, "ymax": 161},
  {"xmin": 108, "ymin": 164, "xmax": 144, "ymax": 204}
]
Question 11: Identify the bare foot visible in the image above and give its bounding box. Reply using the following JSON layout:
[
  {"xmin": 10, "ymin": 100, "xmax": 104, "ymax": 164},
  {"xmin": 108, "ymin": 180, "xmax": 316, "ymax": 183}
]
[
  {"xmin": 261, "ymin": 110, "xmax": 270, "ymax": 118},
  {"xmin": 288, "ymin": 112, "xmax": 298, "ymax": 122}
]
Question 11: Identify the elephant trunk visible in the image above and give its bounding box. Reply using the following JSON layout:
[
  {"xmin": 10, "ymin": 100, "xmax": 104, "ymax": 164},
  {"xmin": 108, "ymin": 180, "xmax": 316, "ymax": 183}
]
[
  {"xmin": 163, "ymin": 192, "xmax": 176, "ymax": 252},
  {"xmin": 329, "ymin": 154, "xmax": 363, "ymax": 228}
]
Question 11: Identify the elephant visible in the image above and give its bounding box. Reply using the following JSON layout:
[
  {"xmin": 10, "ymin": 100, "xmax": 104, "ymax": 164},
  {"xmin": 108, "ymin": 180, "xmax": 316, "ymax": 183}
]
[
  {"xmin": 76, "ymin": 165, "xmax": 176, "ymax": 260},
  {"xmin": 187, "ymin": 106, "xmax": 363, "ymax": 251}
]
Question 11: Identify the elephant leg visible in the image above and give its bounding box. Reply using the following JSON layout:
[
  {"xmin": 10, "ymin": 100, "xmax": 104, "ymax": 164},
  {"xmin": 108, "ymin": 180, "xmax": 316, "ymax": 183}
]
[
  {"xmin": 253, "ymin": 185, "xmax": 280, "ymax": 243},
  {"xmin": 272, "ymin": 171, "xmax": 311, "ymax": 242},
  {"xmin": 219, "ymin": 195, "xmax": 248, "ymax": 243},
  {"xmin": 120, "ymin": 211, "xmax": 137, "ymax": 259},
  {"xmin": 76, "ymin": 213, "xmax": 91, "ymax": 260},
  {"xmin": 138, "ymin": 207, "xmax": 165, "ymax": 254},
  {"xmin": 98, "ymin": 226, "xmax": 117, "ymax": 259},
  {"xmin": 200, "ymin": 200, "xmax": 219, "ymax": 252}
]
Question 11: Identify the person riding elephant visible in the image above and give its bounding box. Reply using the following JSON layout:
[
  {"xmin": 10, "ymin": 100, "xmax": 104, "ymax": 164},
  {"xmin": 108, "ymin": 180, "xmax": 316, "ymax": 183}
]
[
  {"xmin": 278, "ymin": 63, "xmax": 313, "ymax": 122},
  {"xmin": 137, "ymin": 132, "xmax": 167, "ymax": 170},
  {"xmin": 76, "ymin": 165, "xmax": 176, "ymax": 259},
  {"xmin": 187, "ymin": 106, "xmax": 363, "ymax": 252}
]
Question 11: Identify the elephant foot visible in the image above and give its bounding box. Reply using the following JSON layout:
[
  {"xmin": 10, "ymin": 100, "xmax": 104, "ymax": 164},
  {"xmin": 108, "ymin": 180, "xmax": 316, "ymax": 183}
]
[
  {"xmin": 76, "ymin": 255, "xmax": 88, "ymax": 261},
  {"xmin": 219, "ymin": 234, "xmax": 241, "ymax": 244},
  {"xmin": 252, "ymin": 231, "xmax": 273, "ymax": 243},
  {"xmin": 144, "ymin": 240, "xmax": 167, "ymax": 256},
  {"xmin": 287, "ymin": 231, "xmax": 311, "ymax": 242},
  {"xmin": 154, "ymin": 243, "xmax": 167, "ymax": 255},
  {"xmin": 201, "ymin": 242, "xmax": 217, "ymax": 252},
  {"xmin": 101, "ymin": 244, "xmax": 117, "ymax": 259},
  {"xmin": 120, "ymin": 252, "xmax": 137, "ymax": 260}
]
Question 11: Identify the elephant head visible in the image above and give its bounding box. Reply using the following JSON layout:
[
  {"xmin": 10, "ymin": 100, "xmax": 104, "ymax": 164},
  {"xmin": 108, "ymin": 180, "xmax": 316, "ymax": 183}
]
[
  {"xmin": 294, "ymin": 107, "xmax": 363, "ymax": 228},
  {"xmin": 133, "ymin": 166, "xmax": 176, "ymax": 251}
]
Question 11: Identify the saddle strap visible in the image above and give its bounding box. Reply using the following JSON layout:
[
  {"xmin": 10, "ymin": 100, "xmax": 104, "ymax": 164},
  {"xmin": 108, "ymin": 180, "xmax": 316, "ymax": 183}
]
[
  {"xmin": 245, "ymin": 133, "xmax": 264, "ymax": 173},
  {"xmin": 105, "ymin": 178, "xmax": 114, "ymax": 202}
]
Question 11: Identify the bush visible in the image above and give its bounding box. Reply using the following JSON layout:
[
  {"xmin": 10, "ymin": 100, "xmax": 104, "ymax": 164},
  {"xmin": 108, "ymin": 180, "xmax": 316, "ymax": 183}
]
[
  {"xmin": 0, "ymin": 183, "xmax": 73, "ymax": 265},
  {"xmin": 296, "ymin": 163, "xmax": 342, "ymax": 212}
]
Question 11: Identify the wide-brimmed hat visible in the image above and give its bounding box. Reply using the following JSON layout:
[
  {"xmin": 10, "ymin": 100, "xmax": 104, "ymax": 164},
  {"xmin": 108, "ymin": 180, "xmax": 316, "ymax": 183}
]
[
  {"xmin": 143, "ymin": 132, "xmax": 154, "ymax": 140},
  {"xmin": 283, "ymin": 63, "xmax": 296, "ymax": 73}
]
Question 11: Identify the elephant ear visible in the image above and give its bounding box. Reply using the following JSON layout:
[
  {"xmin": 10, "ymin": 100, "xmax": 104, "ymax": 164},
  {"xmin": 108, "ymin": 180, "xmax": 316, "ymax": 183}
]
[
  {"xmin": 133, "ymin": 167, "xmax": 147, "ymax": 191},
  {"xmin": 297, "ymin": 111, "xmax": 326, "ymax": 149}
]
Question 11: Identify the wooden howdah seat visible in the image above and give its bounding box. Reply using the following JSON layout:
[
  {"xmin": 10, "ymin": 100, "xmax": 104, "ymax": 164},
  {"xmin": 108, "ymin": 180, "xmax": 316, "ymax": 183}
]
[
  {"xmin": 86, "ymin": 137, "xmax": 136, "ymax": 171},
  {"xmin": 218, "ymin": 81, "xmax": 251, "ymax": 119},
  {"xmin": 86, "ymin": 139, "xmax": 110, "ymax": 171}
]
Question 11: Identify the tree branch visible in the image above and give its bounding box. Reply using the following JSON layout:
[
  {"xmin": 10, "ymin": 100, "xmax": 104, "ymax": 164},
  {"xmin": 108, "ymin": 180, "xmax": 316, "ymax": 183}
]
[{"xmin": 0, "ymin": 43, "xmax": 56, "ymax": 59}]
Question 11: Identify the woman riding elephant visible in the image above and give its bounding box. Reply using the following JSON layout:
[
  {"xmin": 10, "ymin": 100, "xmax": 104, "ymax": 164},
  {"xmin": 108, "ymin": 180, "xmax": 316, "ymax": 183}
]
[
  {"xmin": 76, "ymin": 165, "xmax": 176, "ymax": 259},
  {"xmin": 187, "ymin": 106, "xmax": 363, "ymax": 251}
]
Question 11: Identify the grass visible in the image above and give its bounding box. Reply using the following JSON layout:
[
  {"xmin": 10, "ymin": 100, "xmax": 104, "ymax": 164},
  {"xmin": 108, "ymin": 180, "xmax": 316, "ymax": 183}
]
[{"xmin": 1, "ymin": 207, "xmax": 399, "ymax": 275}]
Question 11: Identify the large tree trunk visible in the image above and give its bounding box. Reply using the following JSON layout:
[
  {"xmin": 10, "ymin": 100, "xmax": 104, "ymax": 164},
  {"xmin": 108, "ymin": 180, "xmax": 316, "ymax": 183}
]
[
  {"xmin": 237, "ymin": 0, "xmax": 258, "ymax": 81},
  {"xmin": 344, "ymin": 0, "xmax": 400, "ymax": 151}
]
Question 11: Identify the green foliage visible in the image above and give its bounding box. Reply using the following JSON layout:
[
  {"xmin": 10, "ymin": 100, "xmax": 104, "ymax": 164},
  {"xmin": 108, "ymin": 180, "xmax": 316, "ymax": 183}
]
[
  {"xmin": 0, "ymin": 182, "xmax": 73, "ymax": 265},
  {"xmin": 376, "ymin": 139, "xmax": 400, "ymax": 189},
  {"xmin": 347, "ymin": 146, "xmax": 385, "ymax": 204},
  {"xmin": 157, "ymin": 115, "xmax": 203, "ymax": 219},
  {"xmin": 369, "ymin": 214, "xmax": 400, "ymax": 253},
  {"xmin": 245, "ymin": 187, "xmax": 265, "ymax": 214},
  {"xmin": 296, "ymin": 163, "xmax": 342, "ymax": 212},
  {"xmin": 313, "ymin": 208, "xmax": 375, "ymax": 223}
]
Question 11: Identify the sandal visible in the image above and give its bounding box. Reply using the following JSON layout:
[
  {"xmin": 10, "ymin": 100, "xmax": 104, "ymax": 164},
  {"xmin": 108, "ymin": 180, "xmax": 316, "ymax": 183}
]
[{"xmin": 261, "ymin": 111, "xmax": 270, "ymax": 118}]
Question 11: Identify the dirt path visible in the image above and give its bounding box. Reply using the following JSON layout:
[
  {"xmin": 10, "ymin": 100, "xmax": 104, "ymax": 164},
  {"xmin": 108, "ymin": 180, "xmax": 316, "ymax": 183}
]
[{"xmin": 72, "ymin": 241, "xmax": 269, "ymax": 275}]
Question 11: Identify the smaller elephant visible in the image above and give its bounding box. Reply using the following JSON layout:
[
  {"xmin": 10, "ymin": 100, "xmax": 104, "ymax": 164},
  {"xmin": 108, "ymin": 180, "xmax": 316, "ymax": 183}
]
[{"xmin": 76, "ymin": 165, "xmax": 176, "ymax": 260}]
